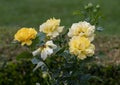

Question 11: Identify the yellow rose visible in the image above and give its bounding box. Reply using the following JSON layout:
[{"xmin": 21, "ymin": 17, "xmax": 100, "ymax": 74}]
[
  {"xmin": 39, "ymin": 18, "xmax": 64, "ymax": 39},
  {"xmin": 68, "ymin": 21, "xmax": 95, "ymax": 42},
  {"xmin": 14, "ymin": 27, "xmax": 37, "ymax": 46},
  {"xmin": 69, "ymin": 36, "xmax": 95, "ymax": 60}
]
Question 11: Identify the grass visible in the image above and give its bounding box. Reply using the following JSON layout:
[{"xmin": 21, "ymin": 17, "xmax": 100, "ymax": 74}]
[{"xmin": 0, "ymin": 0, "xmax": 120, "ymax": 35}]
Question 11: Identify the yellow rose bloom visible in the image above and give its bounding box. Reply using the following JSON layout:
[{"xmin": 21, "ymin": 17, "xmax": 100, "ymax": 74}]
[
  {"xmin": 39, "ymin": 18, "xmax": 64, "ymax": 39},
  {"xmin": 69, "ymin": 36, "xmax": 95, "ymax": 60},
  {"xmin": 68, "ymin": 21, "xmax": 95, "ymax": 42},
  {"xmin": 14, "ymin": 27, "xmax": 37, "ymax": 46}
]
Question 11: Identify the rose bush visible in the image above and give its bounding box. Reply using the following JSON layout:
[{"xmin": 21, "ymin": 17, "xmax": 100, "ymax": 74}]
[{"xmin": 14, "ymin": 3, "xmax": 103, "ymax": 85}]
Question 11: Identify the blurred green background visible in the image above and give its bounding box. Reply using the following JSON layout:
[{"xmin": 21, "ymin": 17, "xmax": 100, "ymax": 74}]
[{"xmin": 0, "ymin": 0, "xmax": 120, "ymax": 35}]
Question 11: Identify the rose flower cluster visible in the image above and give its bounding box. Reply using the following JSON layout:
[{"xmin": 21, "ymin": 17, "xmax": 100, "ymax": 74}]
[{"xmin": 14, "ymin": 18, "xmax": 95, "ymax": 60}]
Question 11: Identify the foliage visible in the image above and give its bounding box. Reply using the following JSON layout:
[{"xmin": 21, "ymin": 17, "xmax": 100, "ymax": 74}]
[
  {"xmin": 0, "ymin": 61, "xmax": 45, "ymax": 85},
  {"xmin": 73, "ymin": 3, "xmax": 103, "ymax": 32},
  {"xmin": 89, "ymin": 64, "xmax": 120, "ymax": 85},
  {"xmin": 0, "ymin": 61, "xmax": 120, "ymax": 85}
]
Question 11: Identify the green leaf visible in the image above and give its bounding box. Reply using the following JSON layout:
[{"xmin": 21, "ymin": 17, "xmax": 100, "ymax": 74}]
[
  {"xmin": 30, "ymin": 32, "xmax": 46, "ymax": 49},
  {"xmin": 80, "ymin": 74, "xmax": 91, "ymax": 85},
  {"xmin": 55, "ymin": 46, "xmax": 66, "ymax": 55},
  {"xmin": 31, "ymin": 57, "xmax": 40, "ymax": 64},
  {"xmin": 60, "ymin": 50, "xmax": 74, "ymax": 62},
  {"xmin": 16, "ymin": 51, "xmax": 32, "ymax": 60},
  {"xmin": 30, "ymin": 36, "xmax": 39, "ymax": 49},
  {"xmin": 90, "ymin": 76, "xmax": 103, "ymax": 82},
  {"xmin": 38, "ymin": 32, "xmax": 46, "ymax": 41},
  {"xmin": 38, "ymin": 32, "xmax": 46, "ymax": 46}
]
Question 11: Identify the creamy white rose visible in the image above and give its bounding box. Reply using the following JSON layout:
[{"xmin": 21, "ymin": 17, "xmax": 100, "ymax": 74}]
[
  {"xmin": 39, "ymin": 18, "xmax": 64, "ymax": 39},
  {"xmin": 32, "ymin": 40, "xmax": 57, "ymax": 60},
  {"xmin": 68, "ymin": 21, "xmax": 95, "ymax": 42}
]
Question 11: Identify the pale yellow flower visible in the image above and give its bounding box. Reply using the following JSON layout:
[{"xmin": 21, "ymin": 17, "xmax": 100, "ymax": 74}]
[
  {"xmin": 68, "ymin": 21, "xmax": 95, "ymax": 42},
  {"xmin": 32, "ymin": 40, "xmax": 57, "ymax": 60},
  {"xmin": 14, "ymin": 27, "xmax": 37, "ymax": 46},
  {"xmin": 69, "ymin": 36, "xmax": 95, "ymax": 60},
  {"xmin": 39, "ymin": 18, "xmax": 64, "ymax": 39}
]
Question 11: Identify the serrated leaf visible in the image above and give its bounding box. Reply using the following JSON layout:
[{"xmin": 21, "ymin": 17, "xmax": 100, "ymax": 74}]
[{"xmin": 16, "ymin": 51, "xmax": 32, "ymax": 60}]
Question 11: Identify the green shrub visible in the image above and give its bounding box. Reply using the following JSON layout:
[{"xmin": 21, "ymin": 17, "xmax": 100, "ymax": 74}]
[
  {"xmin": 0, "ymin": 61, "xmax": 120, "ymax": 85},
  {"xmin": 89, "ymin": 64, "xmax": 120, "ymax": 85},
  {"xmin": 0, "ymin": 61, "xmax": 47, "ymax": 85}
]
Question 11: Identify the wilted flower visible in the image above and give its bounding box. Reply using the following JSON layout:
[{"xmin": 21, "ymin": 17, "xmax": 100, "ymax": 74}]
[
  {"xmin": 39, "ymin": 18, "xmax": 64, "ymax": 39},
  {"xmin": 14, "ymin": 27, "xmax": 37, "ymax": 46},
  {"xmin": 68, "ymin": 21, "xmax": 95, "ymax": 42},
  {"xmin": 32, "ymin": 40, "xmax": 57, "ymax": 60},
  {"xmin": 69, "ymin": 36, "xmax": 95, "ymax": 60}
]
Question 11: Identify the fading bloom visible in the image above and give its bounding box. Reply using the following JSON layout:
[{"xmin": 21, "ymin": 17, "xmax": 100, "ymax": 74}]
[
  {"xmin": 32, "ymin": 41, "xmax": 57, "ymax": 60},
  {"xmin": 14, "ymin": 27, "xmax": 37, "ymax": 46},
  {"xmin": 68, "ymin": 21, "xmax": 95, "ymax": 41},
  {"xmin": 69, "ymin": 36, "xmax": 95, "ymax": 60},
  {"xmin": 39, "ymin": 18, "xmax": 64, "ymax": 39}
]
